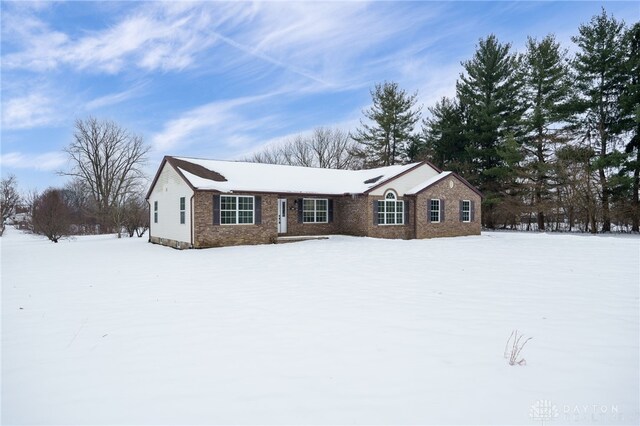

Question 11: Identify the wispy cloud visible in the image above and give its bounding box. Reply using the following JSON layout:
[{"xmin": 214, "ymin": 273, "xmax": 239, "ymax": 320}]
[
  {"xmin": 1, "ymin": 93, "xmax": 58, "ymax": 130},
  {"xmin": 1, "ymin": 1, "xmax": 445, "ymax": 89},
  {"xmin": 151, "ymin": 92, "xmax": 283, "ymax": 153},
  {"xmin": 86, "ymin": 85, "xmax": 146, "ymax": 110},
  {"xmin": 0, "ymin": 151, "xmax": 67, "ymax": 171},
  {"xmin": 1, "ymin": 2, "xmax": 219, "ymax": 74}
]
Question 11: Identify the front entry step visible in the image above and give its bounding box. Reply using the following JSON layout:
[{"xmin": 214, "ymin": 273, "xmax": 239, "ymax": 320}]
[{"xmin": 276, "ymin": 236, "xmax": 329, "ymax": 244}]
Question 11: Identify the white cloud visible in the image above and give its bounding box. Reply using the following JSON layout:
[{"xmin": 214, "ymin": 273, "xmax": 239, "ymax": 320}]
[
  {"xmin": 151, "ymin": 93, "xmax": 282, "ymax": 153},
  {"xmin": 1, "ymin": 93, "xmax": 58, "ymax": 130},
  {"xmin": 1, "ymin": 2, "xmax": 219, "ymax": 74},
  {"xmin": 0, "ymin": 151, "xmax": 67, "ymax": 171},
  {"xmin": 86, "ymin": 85, "xmax": 145, "ymax": 110},
  {"xmin": 1, "ymin": 1, "xmax": 445, "ymax": 89}
]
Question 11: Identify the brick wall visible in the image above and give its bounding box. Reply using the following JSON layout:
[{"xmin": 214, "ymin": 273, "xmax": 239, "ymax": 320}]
[
  {"xmin": 193, "ymin": 192, "xmax": 278, "ymax": 247},
  {"xmin": 282, "ymin": 196, "xmax": 341, "ymax": 236},
  {"xmin": 335, "ymin": 194, "xmax": 369, "ymax": 236},
  {"xmin": 364, "ymin": 195, "xmax": 415, "ymax": 240},
  {"xmin": 414, "ymin": 175, "xmax": 481, "ymax": 239},
  {"xmin": 188, "ymin": 178, "xmax": 480, "ymax": 248}
]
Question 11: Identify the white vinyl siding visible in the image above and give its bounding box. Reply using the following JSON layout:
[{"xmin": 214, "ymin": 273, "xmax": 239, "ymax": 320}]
[
  {"xmin": 148, "ymin": 163, "xmax": 193, "ymax": 245},
  {"xmin": 369, "ymin": 163, "xmax": 440, "ymax": 196}
]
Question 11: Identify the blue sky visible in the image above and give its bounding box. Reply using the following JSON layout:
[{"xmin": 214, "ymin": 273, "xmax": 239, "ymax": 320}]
[{"xmin": 1, "ymin": 1, "xmax": 638, "ymax": 191}]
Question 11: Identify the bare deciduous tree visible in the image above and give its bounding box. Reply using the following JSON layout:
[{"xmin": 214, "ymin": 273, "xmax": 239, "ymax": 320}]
[
  {"xmin": 0, "ymin": 175, "xmax": 21, "ymax": 236},
  {"xmin": 61, "ymin": 117, "xmax": 150, "ymax": 232},
  {"xmin": 31, "ymin": 189, "xmax": 72, "ymax": 243},
  {"xmin": 248, "ymin": 127, "xmax": 362, "ymax": 170}
]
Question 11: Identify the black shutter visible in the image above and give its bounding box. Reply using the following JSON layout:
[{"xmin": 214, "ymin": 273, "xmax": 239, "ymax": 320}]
[
  {"xmin": 328, "ymin": 199, "xmax": 334, "ymax": 223},
  {"xmin": 470, "ymin": 201, "xmax": 475, "ymax": 222},
  {"xmin": 404, "ymin": 200, "xmax": 409, "ymax": 225},
  {"xmin": 254, "ymin": 196, "xmax": 262, "ymax": 224},
  {"xmin": 441, "ymin": 199, "xmax": 445, "ymax": 222},
  {"xmin": 373, "ymin": 200, "xmax": 379, "ymax": 226},
  {"xmin": 427, "ymin": 199, "xmax": 432, "ymax": 223},
  {"xmin": 459, "ymin": 200, "xmax": 464, "ymax": 222},
  {"xmin": 213, "ymin": 194, "xmax": 220, "ymax": 225},
  {"xmin": 297, "ymin": 198, "xmax": 303, "ymax": 223}
]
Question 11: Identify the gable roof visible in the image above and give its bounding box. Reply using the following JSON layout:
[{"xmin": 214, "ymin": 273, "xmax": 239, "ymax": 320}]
[
  {"xmin": 406, "ymin": 171, "xmax": 484, "ymax": 198},
  {"xmin": 147, "ymin": 156, "xmax": 438, "ymax": 197}
]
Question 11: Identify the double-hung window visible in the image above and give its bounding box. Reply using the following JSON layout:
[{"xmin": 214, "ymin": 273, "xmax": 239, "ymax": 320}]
[
  {"xmin": 378, "ymin": 191, "xmax": 404, "ymax": 225},
  {"xmin": 303, "ymin": 198, "xmax": 328, "ymax": 223},
  {"xmin": 430, "ymin": 199, "xmax": 441, "ymax": 223},
  {"xmin": 154, "ymin": 201, "xmax": 158, "ymax": 223},
  {"xmin": 179, "ymin": 197, "xmax": 186, "ymax": 224},
  {"xmin": 220, "ymin": 195, "xmax": 254, "ymax": 224},
  {"xmin": 461, "ymin": 200, "xmax": 471, "ymax": 222}
]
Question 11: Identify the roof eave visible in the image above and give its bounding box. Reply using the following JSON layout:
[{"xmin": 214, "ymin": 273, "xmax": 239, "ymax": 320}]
[
  {"xmin": 145, "ymin": 156, "xmax": 196, "ymax": 200},
  {"xmin": 363, "ymin": 161, "xmax": 436, "ymax": 195}
]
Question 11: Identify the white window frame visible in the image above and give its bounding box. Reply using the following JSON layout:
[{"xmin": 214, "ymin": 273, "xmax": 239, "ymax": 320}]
[
  {"xmin": 430, "ymin": 199, "xmax": 441, "ymax": 223},
  {"xmin": 462, "ymin": 200, "xmax": 471, "ymax": 223},
  {"xmin": 154, "ymin": 200, "xmax": 158, "ymax": 223},
  {"xmin": 220, "ymin": 195, "xmax": 255, "ymax": 225},
  {"xmin": 378, "ymin": 191, "xmax": 404, "ymax": 225},
  {"xmin": 179, "ymin": 197, "xmax": 186, "ymax": 224},
  {"xmin": 302, "ymin": 198, "xmax": 329, "ymax": 223}
]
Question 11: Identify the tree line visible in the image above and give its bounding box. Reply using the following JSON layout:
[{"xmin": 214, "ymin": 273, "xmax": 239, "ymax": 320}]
[
  {"xmin": 250, "ymin": 9, "xmax": 639, "ymax": 233},
  {"xmin": 1, "ymin": 117, "xmax": 150, "ymax": 242},
  {"xmin": 1, "ymin": 9, "xmax": 636, "ymax": 241}
]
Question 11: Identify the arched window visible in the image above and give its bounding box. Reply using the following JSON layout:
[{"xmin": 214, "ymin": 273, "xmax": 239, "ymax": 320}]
[{"xmin": 377, "ymin": 190, "xmax": 404, "ymax": 225}]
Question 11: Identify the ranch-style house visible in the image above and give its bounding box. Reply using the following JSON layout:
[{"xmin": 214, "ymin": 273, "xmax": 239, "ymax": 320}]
[{"xmin": 146, "ymin": 156, "xmax": 482, "ymax": 249}]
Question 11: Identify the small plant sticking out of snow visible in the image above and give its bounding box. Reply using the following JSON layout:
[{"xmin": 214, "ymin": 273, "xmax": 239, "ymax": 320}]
[{"xmin": 504, "ymin": 330, "xmax": 532, "ymax": 366}]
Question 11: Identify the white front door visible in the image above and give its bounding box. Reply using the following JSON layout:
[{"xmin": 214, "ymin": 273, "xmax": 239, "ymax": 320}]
[{"xmin": 277, "ymin": 198, "xmax": 287, "ymax": 233}]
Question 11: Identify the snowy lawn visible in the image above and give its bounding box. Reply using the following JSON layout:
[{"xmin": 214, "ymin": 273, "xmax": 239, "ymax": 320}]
[{"xmin": 2, "ymin": 227, "xmax": 638, "ymax": 425}]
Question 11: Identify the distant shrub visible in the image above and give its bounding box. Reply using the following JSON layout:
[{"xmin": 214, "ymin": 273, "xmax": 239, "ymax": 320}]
[{"xmin": 32, "ymin": 189, "xmax": 72, "ymax": 243}]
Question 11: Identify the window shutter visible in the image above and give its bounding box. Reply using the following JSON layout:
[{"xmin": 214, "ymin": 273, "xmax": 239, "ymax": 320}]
[
  {"xmin": 373, "ymin": 200, "xmax": 379, "ymax": 226},
  {"xmin": 297, "ymin": 198, "xmax": 303, "ymax": 223},
  {"xmin": 404, "ymin": 200, "xmax": 409, "ymax": 225},
  {"xmin": 254, "ymin": 196, "xmax": 262, "ymax": 224},
  {"xmin": 213, "ymin": 194, "xmax": 220, "ymax": 225},
  {"xmin": 470, "ymin": 201, "xmax": 475, "ymax": 222},
  {"xmin": 440, "ymin": 199, "xmax": 445, "ymax": 222},
  {"xmin": 427, "ymin": 199, "xmax": 432, "ymax": 223},
  {"xmin": 459, "ymin": 200, "xmax": 464, "ymax": 222},
  {"xmin": 328, "ymin": 199, "xmax": 334, "ymax": 223}
]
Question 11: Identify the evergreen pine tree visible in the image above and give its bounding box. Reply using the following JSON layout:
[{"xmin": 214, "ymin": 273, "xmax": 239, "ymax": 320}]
[
  {"xmin": 420, "ymin": 96, "xmax": 470, "ymax": 174},
  {"xmin": 570, "ymin": 8, "xmax": 628, "ymax": 232},
  {"xmin": 456, "ymin": 34, "xmax": 525, "ymax": 228},
  {"xmin": 620, "ymin": 23, "xmax": 640, "ymax": 231},
  {"xmin": 521, "ymin": 35, "xmax": 573, "ymax": 230},
  {"xmin": 352, "ymin": 81, "xmax": 421, "ymax": 167}
]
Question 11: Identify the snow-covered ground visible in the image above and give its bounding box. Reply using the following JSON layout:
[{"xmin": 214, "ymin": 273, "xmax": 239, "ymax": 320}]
[{"xmin": 2, "ymin": 227, "xmax": 638, "ymax": 425}]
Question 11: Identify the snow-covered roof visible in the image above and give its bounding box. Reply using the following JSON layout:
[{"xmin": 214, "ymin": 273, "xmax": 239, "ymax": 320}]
[
  {"xmin": 406, "ymin": 172, "xmax": 453, "ymax": 195},
  {"xmin": 165, "ymin": 156, "xmax": 424, "ymax": 195}
]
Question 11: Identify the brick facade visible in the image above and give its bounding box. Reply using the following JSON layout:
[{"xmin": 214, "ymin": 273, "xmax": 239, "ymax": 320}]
[
  {"xmin": 154, "ymin": 176, "xmax": 481, "ymax": 249},
  {"xmin": 414, "ymin": 175, "xmax": 481, "ymax": 239},
  {"xmin": 280, "ymin": 196, "xmax": 341, "ymax": 236},
  {"xmin": 193, "ymin": 192, "xmax": 278, "ymax": 248}
]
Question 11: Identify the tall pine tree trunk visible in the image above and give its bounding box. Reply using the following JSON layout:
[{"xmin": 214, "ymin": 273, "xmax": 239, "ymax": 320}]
[
  {"xmin": 536, "ymin": 130, "xmax": 545, "ymax": 231},
  {"xmin": 633, "ymin": 149, "xmax": 640, "ymax": 232},
  {"xmin": 599, "ymin": 121, "xmax": 611, "ymax": 232}
]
